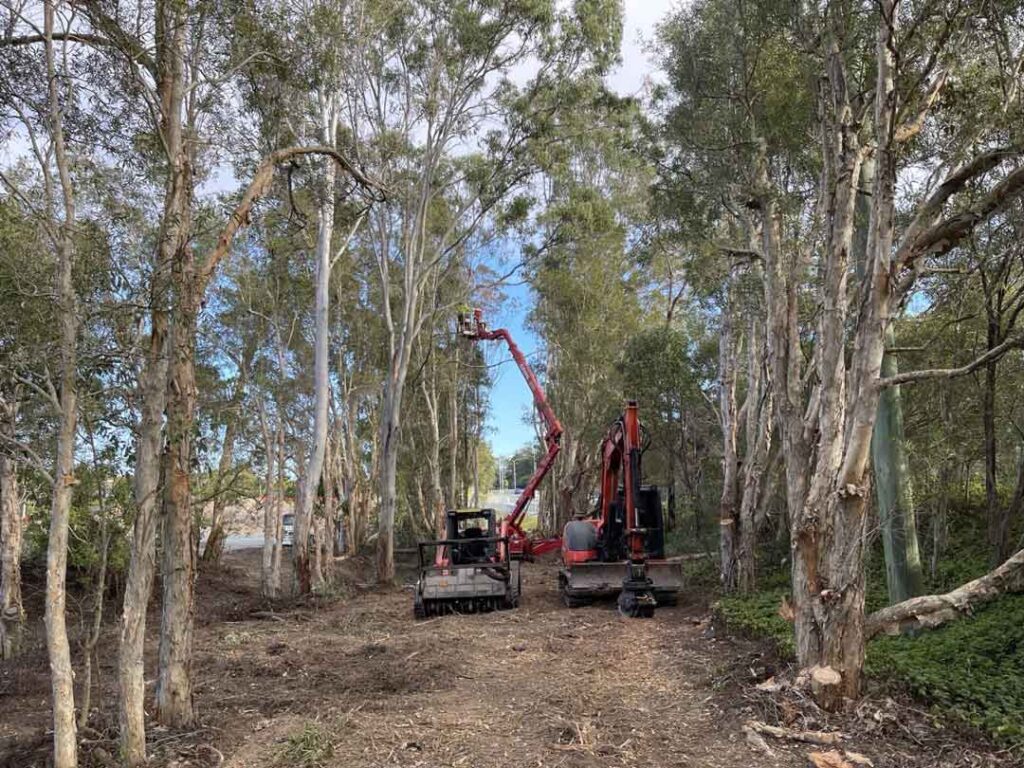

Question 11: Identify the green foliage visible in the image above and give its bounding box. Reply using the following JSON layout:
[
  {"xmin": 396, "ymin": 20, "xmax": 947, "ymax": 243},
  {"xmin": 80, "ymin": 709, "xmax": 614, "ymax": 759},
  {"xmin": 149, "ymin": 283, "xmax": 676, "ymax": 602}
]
[
  {"xmin": 716, "ymin": 588, "xmax": 795, "ymax": 658},
  {"xmin": 867, "ymin": 596, "xmax": 1024, "ymax": 746}
]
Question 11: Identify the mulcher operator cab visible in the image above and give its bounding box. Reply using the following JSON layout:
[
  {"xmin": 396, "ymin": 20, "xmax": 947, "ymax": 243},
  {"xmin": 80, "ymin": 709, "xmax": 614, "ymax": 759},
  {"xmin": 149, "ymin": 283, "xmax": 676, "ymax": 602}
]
[{"xmin": 444, "ymin": 509, "xmax": 499, "ymax": 565}]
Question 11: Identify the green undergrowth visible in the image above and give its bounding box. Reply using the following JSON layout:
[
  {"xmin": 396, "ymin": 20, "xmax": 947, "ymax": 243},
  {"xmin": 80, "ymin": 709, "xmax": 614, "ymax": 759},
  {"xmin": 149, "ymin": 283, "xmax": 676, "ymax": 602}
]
[{"xmin": 712, "ymin": 508, "xmax": 1024, "ymax": 746}]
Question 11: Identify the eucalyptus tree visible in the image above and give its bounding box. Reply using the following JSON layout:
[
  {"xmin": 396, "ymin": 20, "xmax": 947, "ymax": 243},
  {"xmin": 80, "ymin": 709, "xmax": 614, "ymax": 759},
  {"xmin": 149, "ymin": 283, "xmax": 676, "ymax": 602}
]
[
  {"xmin": 336, "ymin": 0, "xmax": 623, "ymax": 582},
  {"xmin": 654, "ymin": 0, "xmax": 817, "ymax": 590},
  {"xmin": 0, "ymin": 3, "xmax": 87, "ymax": 761}
]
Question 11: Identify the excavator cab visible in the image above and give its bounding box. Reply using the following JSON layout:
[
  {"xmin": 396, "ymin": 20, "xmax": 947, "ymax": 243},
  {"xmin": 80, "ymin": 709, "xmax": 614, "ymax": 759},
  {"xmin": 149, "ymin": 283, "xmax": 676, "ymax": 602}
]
[{"xmin": 559, "ymin": 403, "xmax": 684, "ymax": 616}]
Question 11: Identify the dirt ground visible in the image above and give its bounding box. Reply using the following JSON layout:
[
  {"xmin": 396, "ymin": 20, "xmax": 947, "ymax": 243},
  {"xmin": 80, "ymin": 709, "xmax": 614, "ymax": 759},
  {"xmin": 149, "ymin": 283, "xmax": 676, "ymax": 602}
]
[{"xmin": 1, "ymin": 550, "xmax": 1019, "ymax": 768}]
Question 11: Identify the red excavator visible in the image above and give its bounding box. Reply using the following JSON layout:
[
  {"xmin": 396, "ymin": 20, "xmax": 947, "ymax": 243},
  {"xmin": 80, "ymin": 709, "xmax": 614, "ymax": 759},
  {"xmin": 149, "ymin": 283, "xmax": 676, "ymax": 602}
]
[
  {"xmin": 559, "ymin": 401, "xmax": 684, "ymax": 617},
  {"xmin": 413, "ymin": 311, "xmax": 680, "ymax": 619},
  {"xmin": 412, "ymin": 309, "xmax": 562, "ymax": 617}
]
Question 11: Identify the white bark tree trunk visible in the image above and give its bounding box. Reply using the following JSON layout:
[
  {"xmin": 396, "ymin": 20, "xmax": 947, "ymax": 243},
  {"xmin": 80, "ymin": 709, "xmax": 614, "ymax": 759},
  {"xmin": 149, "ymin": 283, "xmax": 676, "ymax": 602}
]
[
  {"xmin": 718, "ymin": 284, "xmax": 740, "ymax": 591},
  {"xmin": 44, "ymin": 5, "xmax": 80, "ymax": 763},
  {"xmin": 294, "ymin": 98, "xmax": 339, "ymax": 593}
]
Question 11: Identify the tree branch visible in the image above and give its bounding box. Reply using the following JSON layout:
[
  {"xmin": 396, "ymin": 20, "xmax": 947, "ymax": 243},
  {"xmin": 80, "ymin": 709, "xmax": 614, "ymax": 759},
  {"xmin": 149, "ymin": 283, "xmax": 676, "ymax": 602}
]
[
  {"xmin": 866, "ymin": 548, "xmax": 1024, "ymax": 640},
  {"xmin": 196, "ymin": 146, "xmax": 388, "ymax": 293},
  {"xmin": 896, "ymin": 147, "xmax": 1024, "ymax": 270},
  {"xmin": 877, "ymin": 331, "xmax": 1024, "ymax": 389}
]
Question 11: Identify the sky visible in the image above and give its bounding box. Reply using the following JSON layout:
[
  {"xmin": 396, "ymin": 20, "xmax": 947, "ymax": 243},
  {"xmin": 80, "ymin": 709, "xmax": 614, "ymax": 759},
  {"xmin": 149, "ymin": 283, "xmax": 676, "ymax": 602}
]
[{"xmin": 483, "ymin": 0, "xmax": 677, "ymax": 458}]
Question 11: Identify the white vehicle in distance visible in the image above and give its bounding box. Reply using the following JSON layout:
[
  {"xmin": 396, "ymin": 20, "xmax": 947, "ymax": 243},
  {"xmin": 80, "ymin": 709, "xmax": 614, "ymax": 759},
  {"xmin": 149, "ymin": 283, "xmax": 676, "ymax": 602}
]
[{"xmin": 282, "ymin": 513, "xmax": 295, "ymax": 547}]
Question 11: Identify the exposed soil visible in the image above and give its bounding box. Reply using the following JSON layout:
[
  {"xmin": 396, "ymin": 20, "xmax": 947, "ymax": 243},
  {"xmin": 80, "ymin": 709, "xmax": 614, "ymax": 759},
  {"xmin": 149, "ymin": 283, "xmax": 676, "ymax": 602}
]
[{"xmin": 1, "ymin": 550, "xmax": 1018, "ymax": 768}]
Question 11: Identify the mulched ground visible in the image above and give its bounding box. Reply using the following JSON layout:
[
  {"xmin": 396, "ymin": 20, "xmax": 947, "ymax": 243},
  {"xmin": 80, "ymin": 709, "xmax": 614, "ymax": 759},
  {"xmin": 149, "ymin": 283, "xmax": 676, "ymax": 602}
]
[{"xmin": 1, "ymin": 550, "xmax": 1020, "ymax": 767}]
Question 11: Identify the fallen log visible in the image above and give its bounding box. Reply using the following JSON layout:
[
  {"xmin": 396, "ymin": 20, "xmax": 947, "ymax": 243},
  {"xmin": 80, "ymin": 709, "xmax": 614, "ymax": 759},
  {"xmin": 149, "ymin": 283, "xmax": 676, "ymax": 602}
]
[
  {"xmin": 865, "ymin": 547, "xmax": 1024, "ymax": 640},
  {"xmin": 744, "ymin": 720, "xmax": 844, "ymax": 746}
]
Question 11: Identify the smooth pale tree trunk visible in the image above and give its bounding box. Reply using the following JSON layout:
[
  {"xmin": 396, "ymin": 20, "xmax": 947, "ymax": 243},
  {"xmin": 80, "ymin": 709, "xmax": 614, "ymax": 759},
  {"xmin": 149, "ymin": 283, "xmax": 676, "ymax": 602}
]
[
  {"xmin": 377, "ymin": 390, "xmax": 403, "ymax": 582},
  {"xmin": 44, "ymin": 6, "xmax": 80, "ymax": 763},
  {"xmin": 447, "ymin": 345, "xmax": 459, "ymax": 509},
  {"xmin": 272, "ymin": 423, "xmax": 285, "ymax": 589},
  {"xmin": 422, "ymin": 374, "xmax": 446, "ymax": 535},
  {"xmin": 258, "ymin": 402, "xmax": 279, "ymax": 598},
  {"xmin": 0, "ymin": 404, "xmax": 24, "ymax": 660},
  {"xmin": 295, "ymin": 125, "xmax": 338, "ymax": 594},
  {"xmin": 718, "ymin": 287, "xmax": 740, "ymax": 591},
  {"xmin": 872, "ymin": 329, "xmax": 925, "ymax": 603}
]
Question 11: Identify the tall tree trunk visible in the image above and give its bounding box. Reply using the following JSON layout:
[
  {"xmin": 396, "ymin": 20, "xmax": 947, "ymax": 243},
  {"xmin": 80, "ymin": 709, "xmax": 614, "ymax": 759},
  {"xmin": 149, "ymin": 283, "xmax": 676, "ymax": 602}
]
[
  {"xmin": 295, "ymin": 124, "xmax": 338, "ymax": 594},
  {"xmin": 44, "ymin": 4, "xmax": 80, "ymax": 763},
  {"xmin": 377, "ymin": 398, "xmax": 400, "ymax": 582},
  {"xmin": 738, "ymin": 310, "xmax": 771, "ymax": 593},
  {"xmin": 118, "ymin": 289, "xmax": 169, "ymax": 763},
  {"xmin": 718, "ymin": 286, "xmax": 740, "ymax": 592},
  {"xmin": 447, "ymin": 345, "xmax": 459, "ymax": 509},
  {"xmin": 258, "ymin": 401, "xmax": 279, "ymax": 598},
  {"xmin": 872, "ymin": 328, "xmax": 925, "ymax": 603},
  {"xmin": 156, "ymin": 257, "xmax": 200, "ymax": 728},
  {"xmin": 856, "ymin": 154, "xmax": 924, "ymax": 605},
  {"xmin": 0, "ymin": 400, "xmax": 24, "ymax": 660},
  {"xmin": 422, "ymin": 372, "xmax": 446, "ymax": 535}
]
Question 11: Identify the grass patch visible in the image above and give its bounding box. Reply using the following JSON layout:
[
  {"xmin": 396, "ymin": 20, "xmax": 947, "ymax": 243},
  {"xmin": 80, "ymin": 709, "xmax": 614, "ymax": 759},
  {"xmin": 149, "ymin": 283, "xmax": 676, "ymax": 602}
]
[{"xmin": 279, "ymin": 723, "xmax": 334, "ymax": 768}]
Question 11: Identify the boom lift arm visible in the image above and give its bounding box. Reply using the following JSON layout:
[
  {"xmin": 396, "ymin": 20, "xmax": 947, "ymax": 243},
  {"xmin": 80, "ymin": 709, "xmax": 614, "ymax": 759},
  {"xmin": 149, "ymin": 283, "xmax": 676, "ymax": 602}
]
[{"xmin": 458, "ymin": 308, "xmax": 563, "ymax": 558}]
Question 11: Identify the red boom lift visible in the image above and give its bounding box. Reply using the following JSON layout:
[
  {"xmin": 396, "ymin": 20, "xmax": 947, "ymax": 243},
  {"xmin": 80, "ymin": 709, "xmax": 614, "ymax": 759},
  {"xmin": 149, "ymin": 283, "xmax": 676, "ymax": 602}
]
[{"xmin": 457, "ymin": 308, "xmax": 563, "ymax": 560}]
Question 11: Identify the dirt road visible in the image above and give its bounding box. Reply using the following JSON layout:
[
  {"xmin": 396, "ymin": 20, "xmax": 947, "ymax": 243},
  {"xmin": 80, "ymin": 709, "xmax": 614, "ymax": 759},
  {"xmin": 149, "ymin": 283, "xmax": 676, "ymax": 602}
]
[
  {"xmin": 187, "ymin": 551, "xmax": 798, "ymax": 768},
  {"xmin": 4, "ymin": 549, "xmax": 1007, "ymax": 767}
]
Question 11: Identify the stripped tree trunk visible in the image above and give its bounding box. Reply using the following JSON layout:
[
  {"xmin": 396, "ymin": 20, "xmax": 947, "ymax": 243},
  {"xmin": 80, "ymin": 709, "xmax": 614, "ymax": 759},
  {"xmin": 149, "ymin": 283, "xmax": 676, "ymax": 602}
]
[
  {"xmin": 156, "ymin": 248, "xmax": 200, "ymax": 728},
  {"xmin": 867, "ymin": 547, "xmax": 1024, "ymax": 639},
  {"xmin": 738, "ymin": 307, "xmax": 772, "ymax": 593}
]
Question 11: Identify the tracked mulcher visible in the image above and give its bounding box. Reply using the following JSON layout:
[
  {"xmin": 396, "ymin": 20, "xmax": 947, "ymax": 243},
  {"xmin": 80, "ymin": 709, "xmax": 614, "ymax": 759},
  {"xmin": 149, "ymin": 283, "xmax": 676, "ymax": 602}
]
[{"xmin": 414, "ymin": 509, "xmax": 521, "ymax": 618}]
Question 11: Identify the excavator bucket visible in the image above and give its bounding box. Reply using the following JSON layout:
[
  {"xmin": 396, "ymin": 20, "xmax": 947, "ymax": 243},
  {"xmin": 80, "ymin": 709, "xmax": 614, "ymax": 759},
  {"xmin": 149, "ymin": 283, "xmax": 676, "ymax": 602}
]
[{"xmin": 559, "ymin": 558, "xmax": 684, "ymax": 608}]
